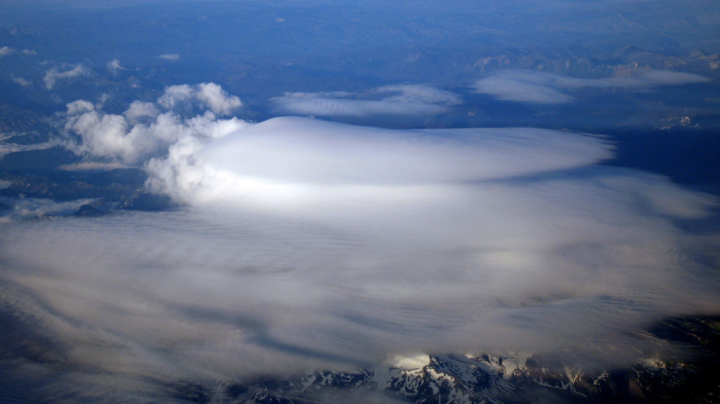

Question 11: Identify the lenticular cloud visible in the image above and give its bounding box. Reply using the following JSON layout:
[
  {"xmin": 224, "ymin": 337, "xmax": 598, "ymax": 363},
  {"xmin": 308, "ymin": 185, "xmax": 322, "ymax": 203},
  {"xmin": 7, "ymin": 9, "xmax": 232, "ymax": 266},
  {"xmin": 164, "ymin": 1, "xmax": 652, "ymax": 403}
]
[
  {"xmin": 1, "ymin": 84, "xmax": 719, "ymax": 398},
  {"xmin": 271, "ymin": 84, "xmax": 462, "ymax": 117},
  {"xmin": 473, "ymin": 69, "xmax": 711, "ymax": 104}
]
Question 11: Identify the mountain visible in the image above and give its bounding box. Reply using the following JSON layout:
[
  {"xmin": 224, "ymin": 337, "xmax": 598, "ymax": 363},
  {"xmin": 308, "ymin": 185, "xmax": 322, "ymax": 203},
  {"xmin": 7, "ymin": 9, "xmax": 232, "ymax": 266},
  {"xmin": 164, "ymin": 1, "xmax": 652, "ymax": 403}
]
[{"xmin": 165, "ymin": 316, "xmax": 720, "ymax": 404}]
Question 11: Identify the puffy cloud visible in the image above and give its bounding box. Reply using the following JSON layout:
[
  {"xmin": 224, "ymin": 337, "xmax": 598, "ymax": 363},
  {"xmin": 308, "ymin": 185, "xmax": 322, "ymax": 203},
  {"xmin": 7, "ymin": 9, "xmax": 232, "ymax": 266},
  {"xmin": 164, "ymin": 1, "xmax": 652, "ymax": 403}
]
[
  {"xmin": 0, "ymin": 46, "xmax": 16, "ymax": 57},
  {"xmin": 61, "ymin": 84, "xmax": 247, "ymax": 164},
  {"xmin": 158, "ymin": 83, "xmax": 242, "ymax": 116},
  {"xmin": 123, "ymin": 100, "xmax": 161, "ymax": 124},
  {"xmin": 196, "ymin": 82, "xmax": 244, "ymax": 116},
  {"xmin": 21, "ymin": 49, "xmax": 37, "ymax": 55},
  {"xmin": 2, "ymin": 90, "xmax": 719, "ymax": 401},
  {"xmin": 272, "ymin": 84, "xmax": 461, "ymax": 117},
  {"xmin": 66, "ymin": 99, "xmax": 95, "ymax": 115},
  {"xmin": 43, "ymin": 64, "xmax": 91, "ymax": 90},
  {"xmin": 473, "ymin": 69, "xmax": 711, "ymax": 104},
  {"xmin": 158, "ymin": 53, "xmax": 180, "ymax": 60}
]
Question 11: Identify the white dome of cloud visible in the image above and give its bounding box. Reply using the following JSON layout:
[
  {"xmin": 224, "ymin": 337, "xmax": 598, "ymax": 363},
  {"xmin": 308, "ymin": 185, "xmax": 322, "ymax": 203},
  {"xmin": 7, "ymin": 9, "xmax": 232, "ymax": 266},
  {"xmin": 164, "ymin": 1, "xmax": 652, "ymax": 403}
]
[{"xmin": 195, "ymin": 117, "xmax": 612, "ymax": 185}]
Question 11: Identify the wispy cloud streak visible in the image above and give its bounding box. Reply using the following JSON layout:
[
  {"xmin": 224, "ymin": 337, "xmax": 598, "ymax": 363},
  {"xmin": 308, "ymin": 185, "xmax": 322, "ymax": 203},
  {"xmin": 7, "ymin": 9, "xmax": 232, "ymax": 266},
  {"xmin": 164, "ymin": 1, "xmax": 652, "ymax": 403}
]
[
  {"xmin": 43, "ymin": 64, "xmax": 91, "ymax": 90},
  {"xmin": 272, "ymin": 84, "xmax": 462, "ymax": 117},
  {"xmin": 473, "ymin": 69, "xmax": 711, "ymax": 104}
]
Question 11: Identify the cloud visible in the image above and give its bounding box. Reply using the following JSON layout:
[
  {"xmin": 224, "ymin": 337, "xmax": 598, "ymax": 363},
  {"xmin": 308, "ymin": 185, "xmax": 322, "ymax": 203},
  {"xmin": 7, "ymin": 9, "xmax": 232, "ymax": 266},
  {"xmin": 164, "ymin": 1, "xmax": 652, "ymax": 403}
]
[
  {"xmin": 57, "ymin": 161, "xmax": 129, "ymax": 171},
  {"xmin": 106, "ymin": 58, "xmax": 124, "ymax": 75},
  {"xmin": 43, "ymin": 64, "xmax": 91, "ymax": 90},
  {"xmin": 0, "ymin": 133, "xmax": 58, "ymax": 158},
  {"xmin": 0, "ymin": 46, "xmax": 16, "ymax": 57},
  {"xmin": 1, "ymin": 90, "xmax": 719, "ymax": 401},
  {"xmin": 12, "ymin": 77, "xmax": 31, "ymax": 87},
  {"xmin": 61, "ymin": 84, "xmax": 246, "ymax": 164},
  {"xmin": 21, "ymin": 49, "xmax": 37, "ymax": 55},
  {"xmin": 123, "ymin": 100, "xmax": 161, "ymax": 124},
  {"xmin": 473, "ymin": 69, "xmax": 711, "ymax": 104},
  {"xmin": 158, "ymin": 83, "xmax": 242, "ymax": 116},
  {"xmin": 65, "ymin": 99, "xmax": 95, "ymax": 115},
  {"xmin": 0, "ymin": 197, "xmax": 94, "ymax": 223},
  {"xmin": 272, "ymin": 84, "xmax": 462, "ymax": 117},
  {"xmin": 195, "ymin": 82, "xmax": 244, "ymax": 116},
  {"xmin": 158, "ymin": 53, "xmax": 180, "ymax": 60}
]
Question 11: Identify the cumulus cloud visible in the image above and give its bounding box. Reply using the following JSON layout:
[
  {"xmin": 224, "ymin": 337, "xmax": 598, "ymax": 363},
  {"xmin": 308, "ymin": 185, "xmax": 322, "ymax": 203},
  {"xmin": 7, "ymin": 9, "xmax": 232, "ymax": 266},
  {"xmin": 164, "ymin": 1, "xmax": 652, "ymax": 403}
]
[
  {"xmin": 158, "ymin": 53, "xmax": 180, "ymax": 60},
  {"xmin": 158, "ymin": 83, "xmax": 242, "ymax": 116},
  {"xmin": 0, "ymin": 46, "xmax": 16, "ymax": 57},
  {"xmin": 272, "ymin": 84, "xmax": 462, "ymax": 117},
  {"xmin": 21, "ymin": 49, "xmax": 37, "ymax": 55},
  {"xmin": 473, "ymin": 69, "xmax": 711, "ymax": 104},
  {"xmin": 1, "ymin": 90, "xmax": 719, "ymax": 401},
  {"xmin": 61, "ymin": 84, "xmax": 246, "ymax": 164},
  {"xmin": 43, "ymin": 64, "xmax": 91, "ymax": 90},
  {"xmin": 123, "ymin": 100, "xmax": 161, "ymax": 124}
]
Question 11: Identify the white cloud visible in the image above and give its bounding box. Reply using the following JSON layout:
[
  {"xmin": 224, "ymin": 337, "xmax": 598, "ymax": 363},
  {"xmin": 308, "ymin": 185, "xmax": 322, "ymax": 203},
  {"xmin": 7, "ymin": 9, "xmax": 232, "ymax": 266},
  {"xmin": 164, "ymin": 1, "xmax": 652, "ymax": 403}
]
[
  {"xmin": 157, "ymin": 83, "xmax": 195, "ymax": 108},
  {"xmin": 66, "ymin": 99, "xmax": 95, "ymax": 115},
  {"xmin": 473, "ymin": 69, "xmax": 711, "ymax": 104},
  {"xmin": 158, "ymin": 83, "xmax": 242, "ymax": 116},
  {"xmin": 12, "ymin": 77, "xmax": 31, "ymax": 87},
  {"xmin": 106, "ymin": 58, "xmax": 124, "ymax": 75},
  {"xmin": 196, "ymin": 82, "xmax": 244, "ymax": 116},
  {"xmin": 0, "ymin": 138, "xmax": 58, "ymax": 158},
  {"xmin": 185, "ymin": 117, "xmax": 611, "ymax": 189},
  {"xmin": 57, "ymin": 161, "xmax": 129, "ymax": 171},
  {"xmin": 123, "ymin": 100, "xmax": 161, "ymax": 124},
  {"xmin": 21, "ymin": 49, "xmax": 37, "ymax": 55},
  {"xmin": 43, "ymin": 64, "xmax": 91, "ymax": 90},
  {"xmin": 158, "ymin": 53, "xmax": 180, "ymax": 60},
  {"xmin": 61, "ymin": 83, "xmax": 247, "ymax": 164},
  {"xmin": 0, "ymin": 46, "xmax": 15, "ymax": 57},
  {"xmin": 272, "ymin": 84, "xmax": 462, "ymax": 117},
  {"xmin": 2, "ymin": 88, "xmax": 718, "ymax": 400}
]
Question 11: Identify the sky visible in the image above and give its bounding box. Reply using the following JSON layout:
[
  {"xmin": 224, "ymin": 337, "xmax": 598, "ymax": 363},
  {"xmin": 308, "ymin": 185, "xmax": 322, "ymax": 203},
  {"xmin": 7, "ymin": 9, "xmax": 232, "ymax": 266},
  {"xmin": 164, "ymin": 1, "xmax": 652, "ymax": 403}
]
[{"xmin": 1, "ymin": 0, "xmax": 720, "ymax": 403}]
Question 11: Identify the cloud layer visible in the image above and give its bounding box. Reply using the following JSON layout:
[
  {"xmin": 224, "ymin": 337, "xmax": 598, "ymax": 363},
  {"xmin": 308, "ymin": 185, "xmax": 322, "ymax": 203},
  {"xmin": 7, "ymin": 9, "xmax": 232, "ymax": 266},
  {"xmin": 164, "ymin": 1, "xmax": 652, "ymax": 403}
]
[
  {"xmin": 473, "ymin": 69, "xmax": 711, "ymax": 104},
  {"xmin": 271, "ymin": 84, "xmax": 462, "ymax": 117},
  {"xmin": 1, "ymin": 84, "xmax": 719, "ymax": 401}
]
